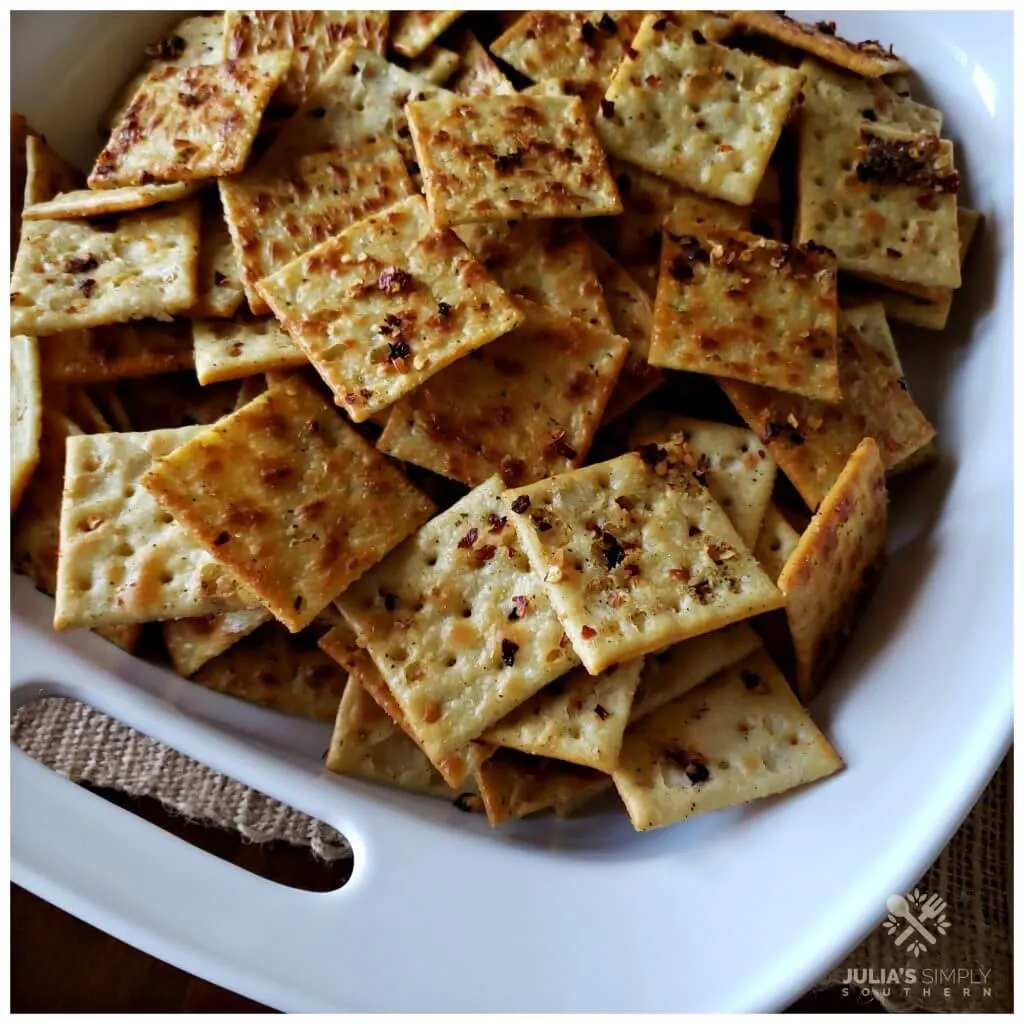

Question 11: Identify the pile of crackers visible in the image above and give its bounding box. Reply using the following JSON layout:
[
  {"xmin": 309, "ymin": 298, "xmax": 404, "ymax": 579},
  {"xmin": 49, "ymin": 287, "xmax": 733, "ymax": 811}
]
[{"xmin": 10, "ymin": 12, "xmax": 980, "ymax": 832}]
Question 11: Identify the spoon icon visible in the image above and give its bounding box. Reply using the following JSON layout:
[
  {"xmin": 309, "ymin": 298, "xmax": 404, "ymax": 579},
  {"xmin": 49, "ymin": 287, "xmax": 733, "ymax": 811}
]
[{"xmin": 886, "ymin": 894, "xmax": 937, "ymax": 945}]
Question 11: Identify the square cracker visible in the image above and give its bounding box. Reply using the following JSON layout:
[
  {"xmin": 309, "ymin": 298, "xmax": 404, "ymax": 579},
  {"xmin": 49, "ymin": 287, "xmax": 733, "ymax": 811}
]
[
  {"xmin": 39, "ymin": 320, "xmax": 194, "ymax": 383},
  {"xmin": 256, "ymin": 194, "xmax": 522, "ymax": 423},
  {"xmin": 449, "ymin": 31, "xmax": 515, "ymax": 97},
  {"xmin": 24, "ymin": 134, "xmax": 82, "ymax": 206},
  {"xmin": 219, "ymin": 140, "xmax": 414, "ymax": 315},
  {"xmin": 142, "ymin": 374, "xmax": 435, "ymax": 633},
  {"xmin": 193, "ymin": 622, "xmax": 347, "ymax": 722},
  {"xmin": 88, "ymin": 54, "xmax": 291, "ymax": 188},
  {"xmin": 731, "ymin": 12, "xmax": 908, "ymax": 78},
  {"xmin": 223, "ymin": 11, "xmax": 390, "ymax": 107},
  {"xmin": 720, "ymin": 318, "xmax": 935, "ymax": 509},
  {"xmin": 24, "ymin": 181, "xmax": 199, "ymax": 221},
  {"xmin": 454, "ymin": 220, "xmax": 613, "ymax": 330},
  {"xmin": 11, "ymin": 335, "xmax": 42, "ymax": 512},
  {"xmin": 407, "ymin": 92, "xmax": 622, "ymax": 228},
  {"xmin": 262, "ymin": 44, "xmax": 448, "ymax": 167},
  {"xmin": 162, "ymin": 607, "xmax": 273, "ymax": 678},
  {"xmin": 778, "ymin": 437, "xmax": 888, "ymax": 700},
  {"xmin": 627, "ymin": 414, "xmax": 777, "ymax": 549},
  {"xmin": 13, "ymin": 409, "xmax": 141, "ymax": 653},
  {"xmin": 192, "ymin": 190, "xmax": 245, "ymax": 319},
  {"xmin": 54, "ymin": 426, "xmax": 257, "ymax": 630},
  {"xmin": 390, "ymin": 11, "xmax": 462, "ymax": 59},
  {"xmin": 10, "ymin": 199, "xmax": 201, "ymax": 337},
  {"xmin": 589, "ymin": 243, "xmax": 664, "ymax": 422},
  {"xmin": 612, "ymin": 647, "xmax": 843, "ymax": 830},
  {"xmin": 336, "ymin": 475, "xmax": 580, "ymax": 770},
  {"xmin": 490, "ymin": 12, "xmax": 648, "ymax": 90},
  {"xmin": 630, "ymin": 622, "xmax": 762, "ymax": 724},
  {"xmin": 375, "ymin": 300, "xmax": 629, "ymax": 488},
  {"xmin": 192, "ymin": 317, "xmax": 306, "ymax": 385},
  {"xmin": 320, "ymin": 628, "xmax": 492, "ymax": 791},
  {"xmin": 483, "ymin": 659, "xmax": 643, "ymax": 772},
  {"xmin": 650, "ymin": 226, "xmax": 840, "ymax": 402},
  {"xmin": 476, "ymin": 750, "xmax": 609, "ymax": 827},
  {"xmin": 754, "ymin": 504, "xmax": 802, "ymax": 584},
  {"xmin": 504, "ymin": 442, "xmax": 784, "ymax": 675},
  {"xmin": 595, "ymin": 13, "xmax": 804, "ymax": 205}
]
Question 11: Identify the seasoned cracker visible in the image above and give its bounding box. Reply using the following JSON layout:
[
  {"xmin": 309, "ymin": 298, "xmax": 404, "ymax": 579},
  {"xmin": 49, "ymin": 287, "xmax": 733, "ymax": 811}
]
[
  {"xmin": 390, "ymin": 11, "xmax": 462, "ymax": 58},
  {"xmin": 24, "ymin": 134, "xmax": 82, "ymax": 206},
  {"xmin": 476, "ymin": 749, "xmax": 608, "ymax": 827},
  {"xmin": 256, "ymin": 195, "xmax": 522, "ymax": 423},
  {"xmin": 11, "ymin": 335, "xmax": 42, "ymax": 512},
  {"xmin": 650, "ymin": 227, "xmax": 840, "ymax": 401},
  {"xmin": 376, "ymin": 300, "xmax": 628, "ymax": 488},
  {"xmin": 596, "ymin": 13, "xmax": 804, "ymax": 205},
  {"xmin": 54, "ymin": 426, "xmax": 257, "ymax": 629},
  {"xmin": 483, "ymin": 659, "xmax": 643, "ymax": 772},
  {"xmin": 613, "ymin": 647, "xmax": 843, "ymax": 830},
  {"xmin": 449, "ymin": 30, "xmax": 515, "ymax": 96},
  {"xmin": 162, "ymin": 607, "xmax": 273, "ymax": 678},
  {"xmin": 142, "ymin": 375, "xmax": 435, "ymax": 632},
  {"xmin": 778, "ymin": 438, "xmax": 888, "ymax": 699},
  {"xmin": 754, "ymin": 504, "xmax": 802, "ymax": 583},
  {"xmin": 336, "ymin": 476, "xmax": 580, "ymax": 772},
  {"xmin": 23, "ymin": 181, "xmax": 199, "ymax": 221},
  {"xmin": 39, "ymin": 320, "xmax": 194, "ymax": 383},
  {"xmin": 192, "ymin": 317, "xmax": 305, "ymax": 385},
  {"xmin": 732, "ymin": 12, "xmax": 908, "ymax": 78},
  {"xmin": 219, "ymin": 141, "xmax": 414, "ymax": 315},
  {"xmin": 224, "ymin": 11, "xmax": 390, "ymax": 107},
  {"xmin": 192, "ymin": 190, "xmax": 245, "ymax": 318},
  {"xmin": 721, "ymin": 319, "xmax": 935, "ymax": 508},
  {"xmin": 193, "ymin": 622, "xmax": 347, "ymax": 721},
  {"xmin": 630, "ymin": 623, "xmax": 762, "ymax": 724},
  {"xmin": 505, "ymin": 442, "xmax": 784, "ymax": 675},
  {"xmin": 408, "ymin": 92, "xmax": 622, "ymax": 228},
  {"xmin": 490, "ymin": 12, "xmax": 648, "ymax": 90},
  {"xmin": 589, "ymin": 243, "xmax": 664, "ymax": 421},
  {"xmin": 264, "ymin": 44, "xmax": 448, "ymax": 167},
  {"xmin": 627, "ymin": 414, "xmax": 777, "ymax": 548},
  {"xmin": 11, "ymin": 199, "xmax": 201, "ymax": 337},
  {"xmin": 454, "ymin": 220, "xmax": 613, "ymax": 330},
  {"xmin": 89, "ymin": 54, "xmax": 291, "ymax": 188},
  {"xmin": 408, "ymin": 45, "xmax": 461, "ymax": 86}
]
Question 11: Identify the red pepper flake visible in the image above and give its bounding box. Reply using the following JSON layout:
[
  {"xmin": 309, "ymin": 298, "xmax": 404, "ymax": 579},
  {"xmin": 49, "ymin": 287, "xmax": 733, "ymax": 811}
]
[
  {"xmin": 214, "ymin": 530, "xmax": 230, "ymax": 546},
  {"xmin": 377, "ymin": 267, "xmax": 412, "ymax": 294},
  {"xmin": 581, "ymin": 625, "xmax": 597, "ymax": 639},
  {"xmin": 474, "ymin": 544, "xmax": 497, "ymax": 563},
  {"xmin": 594, "ymin": 704, "xmax": 610, "ymax": 720},
  {"xmin": 80, "ymin": 279, "xmax": 96, "ymax": 298},
  {"xmin": 436, "ymin": 300, "xmax": 452, "ymax": 318},
  {"xmin": 387, "ymin": 339, "xmax": 411, "ymax": 362},
  {"xmin": 457, "ymin": 527, "xmax": 478, "ymax": 549},
  {"xmin": 64, "ymin": 255, "xmax": 99, "ymax": 274},
  {"xmin": 600, "ymin": 98, "xmax": 615, "ymax": 118},
  {"xmin": 487, "ymin": 513, "xmax": 507, "ymax": 533},
  {"xmin": 510, "ymin": 495, "xmax": 531, "ymax": 514},
  {"xmin": 509, "ymin": 595, "xmax": 529, "ymax": 621},
  {"xmin": 669, "ymin": 566, "xmax": 690, "ymax": 582},
  {"xmin": 501, "ymin": 639, "xmax": 519, "ymax": 667},
  {"xmin": 615, "ymin": 496, "xmax": 634, "ymax": 511}
]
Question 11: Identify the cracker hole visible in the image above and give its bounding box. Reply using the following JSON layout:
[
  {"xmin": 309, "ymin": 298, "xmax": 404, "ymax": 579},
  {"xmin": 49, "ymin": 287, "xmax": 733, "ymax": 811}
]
[
  {"xmin": 124, "ymin": 486, "xmax": 136, "ymax": 499},
  {"xmin": 787, "ymin": 733, "xmax": 800, "ymax": 746},
  {"xmin": 461, "ymin": 606, "xmax": 472, "ymax": 618},
  {"xmin": 596, "ymin": 474, "xmax": 611, "ymax": 489},
  {"xmin": 718, "ymin": 760, "xmax": 730, "ymax": 770},
  {"xmin": 445, "ymin": 656, "xmax": 457, "ymax": 668},
  {"xmin": 158, "ymin": 513, "xmax": 174, "ymax": 525},
  {"xmin": 389, "ymin": 646, "xmax": 408, "ymax": 664},
  {"xmin": 770, "ymin": 541, "xmax": 781, "ymax": 552},
  {"xmin": 159, "ymin": 571, "xmax": 174, "ymax": 585}
]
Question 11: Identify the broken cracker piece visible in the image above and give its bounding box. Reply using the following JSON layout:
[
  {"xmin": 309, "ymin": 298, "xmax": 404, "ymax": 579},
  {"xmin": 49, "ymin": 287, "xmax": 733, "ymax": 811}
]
[
  {"xmin": 162, "ymin": 607, "xmax": 273, "ymax": 678},
  {"xmin": 11, "ymin": 335, "xmax": 42, "ymax": 512}
]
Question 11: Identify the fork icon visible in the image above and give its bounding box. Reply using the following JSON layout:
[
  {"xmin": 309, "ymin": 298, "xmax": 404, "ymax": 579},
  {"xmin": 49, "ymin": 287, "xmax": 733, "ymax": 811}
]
[{"xmin": 896, "ymin": 893, "xmax": 947, "ymax": 947}]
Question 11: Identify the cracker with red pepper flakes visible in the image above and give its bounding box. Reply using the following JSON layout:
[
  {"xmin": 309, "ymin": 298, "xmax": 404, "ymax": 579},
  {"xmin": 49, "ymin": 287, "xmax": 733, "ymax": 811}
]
[
  {"xmin": 407, "ymin": 92, "xmax": 623, "ymax": 228},
  {"xmin": 89, "ymin": 53, "xmax": 291, "ymax": 188},
  {"xmin": 779, "ymin": 437, "xmax": 888, "ymax": 700},
  {"xmin": 375, "ymin": 300, "xmax": 628, "ymax": 488},
  {"xmin": 650, "ymin": 227, "xmax": 841, "ymax": 402},
  {"xmin": 223, "ymin": 11, "xmax": 390, "ymax": 108},
  {"xmin": 220, "ymin": 141, "xmax": 414, "ymax": 315},
  {"xmin": 731, "ymin": 11, "xmax": 908, "ymax": 79},
  {"xmin": 454, "ymin": 219, "xmax": 614, "ymax": 331},
  {"xmin": 721, "ymin": 316, "xmax": 935, "ymax": 509},
  {"xmin": 11, "ymin": 199, "xmax": 201, "ymax": 337},
  {"xmin": 475, "ymin": 748, "xmax": 610, "ymax": 827},
  {"xmin": 192, "ymin": 621, "xmax": 347, "ymax": 721},
  {"xmin": 162, "ymin": 607, "xmax": 273, "ymax": 678},
  {"xmin": 390, "ymin": 10, "xmax": 463, "ymax": 58},
  {"xmin": 141, "ymin": 374, "xmax": 435, "ymax": 633},
  {"xmin": 336, "ymin": 475, "xmax": 580, "ymax": 778},
  {"xmin": 256, "ymin": 195, "xmax": 522, "ymax": 423},
  {"xmin": 595, "ymin": 13, "xmax": 804, "ymax": 205},
  {"xmin": 39, "ymin": 319, "xmax": 194, "ymax": 383},
  {"xmin": 613, "ymin": 647, "xmax": 843, "ymax": 831},
  {"xmin": 320, "ymin": 627, "xmax": 493, "ymax": 792},
  {"xmin": 753, "ymin": 505, "xmax": 802, "ymax": 584},
  {"xmin": 483, "ymin": 658, "xmax": 643, "ymax": 772},
  {"xmin": 505, "ymin": 442, "xmax": 784, "ymax": 676},
  {"xmin": 627, "ymin": 414, "xmax": 777, "ymax": 548},
  {"xmin": 192, "ymin": 317, "xmax": 305, "ymax": 385}
]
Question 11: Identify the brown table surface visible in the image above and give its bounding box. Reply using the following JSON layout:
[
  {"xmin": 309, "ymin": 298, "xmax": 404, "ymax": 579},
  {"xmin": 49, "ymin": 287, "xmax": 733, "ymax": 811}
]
[{"xmin": 11, "ymin": 786, "xmax": 886, "ymax": 1013}]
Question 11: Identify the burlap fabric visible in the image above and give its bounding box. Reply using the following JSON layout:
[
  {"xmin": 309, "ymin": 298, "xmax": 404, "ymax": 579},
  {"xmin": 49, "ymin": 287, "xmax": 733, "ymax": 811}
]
[{"xmin": 11, "ymin": 698, "xmax": 1011, "ymax": 1011}]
